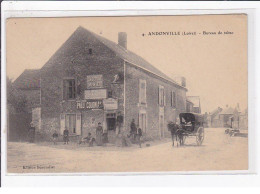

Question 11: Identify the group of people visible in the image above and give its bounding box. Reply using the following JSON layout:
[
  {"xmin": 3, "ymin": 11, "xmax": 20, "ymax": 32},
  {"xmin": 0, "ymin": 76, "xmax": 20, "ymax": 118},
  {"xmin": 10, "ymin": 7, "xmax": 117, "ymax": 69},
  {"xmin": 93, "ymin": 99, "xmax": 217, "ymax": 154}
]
[
  {"xmin": 60, "ymin": 122, "xmax": 106, "ymax": 146},
  {"xmin": 28, "ymin": 118, "xmax": 143, "ymax": 148}
]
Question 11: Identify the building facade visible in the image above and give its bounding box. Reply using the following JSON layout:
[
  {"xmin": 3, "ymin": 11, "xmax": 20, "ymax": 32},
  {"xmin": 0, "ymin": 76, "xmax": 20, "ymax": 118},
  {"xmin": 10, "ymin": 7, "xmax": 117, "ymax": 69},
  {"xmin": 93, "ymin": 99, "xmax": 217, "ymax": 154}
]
[
  {"xmin": 13, "ymin": 26, "xmax": 187, "ymax": 143},
  {"xmin": 206, "ymin": 104, "xmax": 247, "ymax": 129},
  {"xmin": 186, "ymin": 96, "xmax": 201, "ymax": 113}
]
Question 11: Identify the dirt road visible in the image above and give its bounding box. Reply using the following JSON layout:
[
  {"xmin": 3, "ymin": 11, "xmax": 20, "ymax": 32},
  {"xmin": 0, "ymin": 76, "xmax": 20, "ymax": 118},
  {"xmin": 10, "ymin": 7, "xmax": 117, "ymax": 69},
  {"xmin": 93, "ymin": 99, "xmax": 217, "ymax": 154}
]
[{"xmin": 7, "ymin": 128, "xmax": 248, "ymax": 173}]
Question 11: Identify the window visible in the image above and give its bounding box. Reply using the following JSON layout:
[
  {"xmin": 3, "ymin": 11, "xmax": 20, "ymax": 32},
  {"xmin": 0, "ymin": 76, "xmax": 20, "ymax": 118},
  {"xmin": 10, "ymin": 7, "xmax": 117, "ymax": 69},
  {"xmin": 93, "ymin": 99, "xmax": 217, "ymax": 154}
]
[
  {"xmin": 159, "ymin": 85, "xmax": 165, "ymax": 106},
  {"xmin": 171, "ymin": 91, "xmax": 177, "ymax": 108},
  {"xmin": 139, "ymin": 79, "xmax": 147, "ymax": 104},
  {"xmin": 107, "ymin": 90, "xmax": 113, "ymax": 98},
  {"xmin": 65, "ymin": 114, "xmax": 76, "ymax": 134},
  {"xmin": 63, "ymin": 79, "xmax": 76, "ymax": 100}
]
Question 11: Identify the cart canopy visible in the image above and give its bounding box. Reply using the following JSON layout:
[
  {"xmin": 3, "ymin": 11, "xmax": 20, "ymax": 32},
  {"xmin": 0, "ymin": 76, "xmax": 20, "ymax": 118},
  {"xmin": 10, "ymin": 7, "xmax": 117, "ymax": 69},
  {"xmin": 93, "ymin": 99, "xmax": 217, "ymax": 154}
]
[{"xmin": 179, "ymin": 113, "xmax": 204, "ymax": 124}]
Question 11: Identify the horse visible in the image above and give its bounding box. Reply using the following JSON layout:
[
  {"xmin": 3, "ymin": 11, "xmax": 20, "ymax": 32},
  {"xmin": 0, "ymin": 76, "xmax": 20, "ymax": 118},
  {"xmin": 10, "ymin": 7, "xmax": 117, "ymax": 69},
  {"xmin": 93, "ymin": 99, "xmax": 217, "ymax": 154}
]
[
  {"xmin": 168, "ymin": 121, "xmax": 185, "ymax": 147},
  {"xmin": 168, "ymin": 122, "xmax": 182, "ymax": 147}
]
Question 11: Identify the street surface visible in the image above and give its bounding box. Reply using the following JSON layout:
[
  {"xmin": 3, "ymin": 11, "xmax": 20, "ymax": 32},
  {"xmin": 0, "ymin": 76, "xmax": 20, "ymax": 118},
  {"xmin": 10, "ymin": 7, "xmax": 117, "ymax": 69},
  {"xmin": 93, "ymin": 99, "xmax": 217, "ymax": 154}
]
[{"xmin": 7, "ymin": 128, "xmax": 248, "ymax": 173}]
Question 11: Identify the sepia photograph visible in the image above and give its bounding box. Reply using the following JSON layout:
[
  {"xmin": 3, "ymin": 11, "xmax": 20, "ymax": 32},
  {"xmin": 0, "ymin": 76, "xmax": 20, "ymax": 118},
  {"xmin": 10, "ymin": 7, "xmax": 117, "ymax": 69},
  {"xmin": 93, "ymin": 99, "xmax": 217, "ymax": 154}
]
[{"xmin": 5, "ymin": 14, "xmax": 248, "ymax": 174}]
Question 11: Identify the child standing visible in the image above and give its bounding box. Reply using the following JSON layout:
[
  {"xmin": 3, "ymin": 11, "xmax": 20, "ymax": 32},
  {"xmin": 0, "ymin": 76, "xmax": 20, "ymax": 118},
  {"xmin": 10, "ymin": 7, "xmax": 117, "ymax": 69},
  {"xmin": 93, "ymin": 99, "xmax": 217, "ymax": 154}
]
[{"xmin": 52, "ymin": 131, "xmax": 58, "ymax": 145}]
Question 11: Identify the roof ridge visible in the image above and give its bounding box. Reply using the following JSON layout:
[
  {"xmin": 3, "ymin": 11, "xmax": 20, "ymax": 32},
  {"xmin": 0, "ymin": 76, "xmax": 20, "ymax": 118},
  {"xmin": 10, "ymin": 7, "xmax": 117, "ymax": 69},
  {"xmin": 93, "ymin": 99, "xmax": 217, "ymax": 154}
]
[{"xmin": 77, "ymin": 26, "xmax": 186, "ymax": 90}]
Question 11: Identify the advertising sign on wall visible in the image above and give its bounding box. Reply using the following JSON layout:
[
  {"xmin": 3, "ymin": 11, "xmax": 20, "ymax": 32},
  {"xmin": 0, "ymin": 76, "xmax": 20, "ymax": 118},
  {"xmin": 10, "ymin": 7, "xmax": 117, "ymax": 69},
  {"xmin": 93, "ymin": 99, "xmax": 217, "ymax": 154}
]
[
  {"xmin": 87, "ymin": 75, "xmax": 103, "ymax": 89},
  {"xmin": 84, "ymin": 89, "xmax": 107, "ymax": 99},
  {"xmin": 103, "ymin": 98, "xmax": 118, "ymax": 110},
  {"xmin": 76, "ymin": 100, "xmax": 104, "ymax": 110}
]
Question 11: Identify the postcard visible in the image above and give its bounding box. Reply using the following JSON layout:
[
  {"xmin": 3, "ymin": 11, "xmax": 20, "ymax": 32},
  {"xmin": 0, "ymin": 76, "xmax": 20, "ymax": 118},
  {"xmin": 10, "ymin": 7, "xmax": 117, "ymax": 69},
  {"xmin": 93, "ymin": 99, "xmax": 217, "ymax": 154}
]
[{"xmin": 5, "ymin": 14, "xmax": 248, "ymax": 174}]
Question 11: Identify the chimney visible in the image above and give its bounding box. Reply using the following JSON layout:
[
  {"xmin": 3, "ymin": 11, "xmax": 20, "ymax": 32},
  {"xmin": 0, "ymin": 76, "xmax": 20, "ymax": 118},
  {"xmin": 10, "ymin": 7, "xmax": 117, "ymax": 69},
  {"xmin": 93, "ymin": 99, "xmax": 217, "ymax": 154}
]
[
  {"xmin": 173, "ymin": 76, "xmax": 186, "ymax": 87},
  {"xmin": 118, "ymin": 32, "xmax": 127, "ymax": 49}
]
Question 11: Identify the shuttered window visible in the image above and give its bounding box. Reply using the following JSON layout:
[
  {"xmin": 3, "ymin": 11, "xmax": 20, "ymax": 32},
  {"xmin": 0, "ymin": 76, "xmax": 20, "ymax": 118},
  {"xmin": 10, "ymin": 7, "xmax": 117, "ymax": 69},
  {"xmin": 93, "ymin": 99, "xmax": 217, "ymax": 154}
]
[
  {"xmin": 63, "ymin": 79, "xmax": 76, "ymax": 100},
  {"xmin": 139, "ymin": 79, "xmax": 147, "ymax": 104},
  {"xmin": 60, "ymin": 113, "xmax": 81, "ymax": 135},
  {"xmin": 171, "ymin": 91, "xmax": 176, "ymax": 108},
  {"xmin": 159, "ymin": 85, "xmax": 165, "ymax": 106},
  {"xmin": 76, "ymin": 113, "xmax": 82, "ymax": 135}
]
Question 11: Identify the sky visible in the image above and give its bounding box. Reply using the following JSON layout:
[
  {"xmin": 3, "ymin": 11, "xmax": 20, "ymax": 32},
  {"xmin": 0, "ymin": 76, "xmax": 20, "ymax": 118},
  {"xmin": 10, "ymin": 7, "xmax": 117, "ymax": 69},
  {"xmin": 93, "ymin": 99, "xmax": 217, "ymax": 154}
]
[{"xmin": 6, "ymin": 15, "xmax": 248, "ymax": 113}]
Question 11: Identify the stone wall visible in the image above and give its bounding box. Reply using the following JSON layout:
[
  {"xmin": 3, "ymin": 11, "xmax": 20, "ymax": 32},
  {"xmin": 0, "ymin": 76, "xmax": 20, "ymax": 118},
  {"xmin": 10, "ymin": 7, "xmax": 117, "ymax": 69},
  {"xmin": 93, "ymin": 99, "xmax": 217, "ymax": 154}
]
[
  {"xmin": 125, "ymin": 62, "xmax": 187, "ymax": 139},
  {"xmin": 39, "ymin": 27, "xmax": 124, "ymax": 139}
]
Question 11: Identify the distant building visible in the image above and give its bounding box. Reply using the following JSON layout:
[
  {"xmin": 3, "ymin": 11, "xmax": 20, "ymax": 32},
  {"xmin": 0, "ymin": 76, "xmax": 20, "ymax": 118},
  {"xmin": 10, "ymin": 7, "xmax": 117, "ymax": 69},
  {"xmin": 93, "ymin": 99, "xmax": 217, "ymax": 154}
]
[
  {"xmin": 206, "ymin": 104, "xmax": 247, "ymax": 129},
  {"xmin": 207, "ymin": 107, "xmax": 223, "ymax": 128},
  {"xmin": 238, "ymin": 108, "xmax": 248, "ymax": 130},
  {"xmin": 219, "ymin": 105, "xmax": 236, "ymax": 128},
  {"xmin": 186, "ymin": 96, "xmax": 201, "ymax": 113},
  {"xmin": 186, "ymin": 99, "xmax": 194, "ymax": 113}
]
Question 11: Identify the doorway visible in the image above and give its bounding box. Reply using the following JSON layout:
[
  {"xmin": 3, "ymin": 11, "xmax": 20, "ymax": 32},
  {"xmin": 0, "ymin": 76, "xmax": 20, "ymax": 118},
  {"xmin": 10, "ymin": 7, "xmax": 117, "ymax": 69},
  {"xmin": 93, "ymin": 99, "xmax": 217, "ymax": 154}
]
[
  {"xmin": 107, "ymin": 118, "xmax": 116, "ymax": 131},
  {"xmin": 139, "ymin": 113, "xmax": 147, "ymax": 133},
  {"xmin": 106, "ymin": 113, "xmax": 116, "ymax": 143}
]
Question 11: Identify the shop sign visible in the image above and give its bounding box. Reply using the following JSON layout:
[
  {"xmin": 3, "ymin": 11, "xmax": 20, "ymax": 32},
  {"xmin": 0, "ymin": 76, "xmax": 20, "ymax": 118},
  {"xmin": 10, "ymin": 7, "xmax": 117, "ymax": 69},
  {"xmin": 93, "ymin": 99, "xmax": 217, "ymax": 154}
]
[
  {"xmin": 84, "ymin": 89, "xmax": 107, "ymax": 99},
  {"xmin": 103, "ymin": 98, "xmax": 118, "ymax": 110},
  {"xmin": 76, "ymin": 100, "xmax": 104, "ymax": 110},
  {"xmin": 87, "ymin": 75, "xmax": 103, "ymax": 89}
]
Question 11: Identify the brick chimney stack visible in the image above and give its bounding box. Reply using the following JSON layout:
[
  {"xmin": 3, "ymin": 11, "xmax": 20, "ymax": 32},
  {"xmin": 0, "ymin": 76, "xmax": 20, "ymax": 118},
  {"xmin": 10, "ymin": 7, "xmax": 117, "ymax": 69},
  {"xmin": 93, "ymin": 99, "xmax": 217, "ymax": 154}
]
[{"xmin": 118, "ymin": 32, "xmax": 127, "ymax": 49}]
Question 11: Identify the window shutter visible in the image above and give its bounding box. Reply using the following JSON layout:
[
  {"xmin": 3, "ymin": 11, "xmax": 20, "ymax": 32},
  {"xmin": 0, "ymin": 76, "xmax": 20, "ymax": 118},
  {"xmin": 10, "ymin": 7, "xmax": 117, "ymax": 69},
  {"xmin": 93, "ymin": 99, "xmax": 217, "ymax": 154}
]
[
  {"xmin": 144, "ymin": 80, "xmax": 147, "ymax": 103},
  {"xmin": 163, "ymin": 90, "xmax": 166, "ymax": 106},
  {"xmin": 60, "ymin": 114, "xmax": 65, "ymax": 135},
  {"xmin": 138, "ymin": 113, "xmax": 140, "ymax": 127},
  {"xmin": 63, "ymin": 80, "xmax": 66, "ymax": 100},
  {"xmin": 158, "ymin": 87, "xmax": 160, "ymax": 105},
  {"xmin": 76, "ymin": 113, "xmax": 82, "ymax": 135},
  {"xmin": 139, "ymin": 80, "xmax": 141, "ymax": 104},
  {"xmin": 73, "ymin": 80, "xmax": 76, "ymax": 98}
]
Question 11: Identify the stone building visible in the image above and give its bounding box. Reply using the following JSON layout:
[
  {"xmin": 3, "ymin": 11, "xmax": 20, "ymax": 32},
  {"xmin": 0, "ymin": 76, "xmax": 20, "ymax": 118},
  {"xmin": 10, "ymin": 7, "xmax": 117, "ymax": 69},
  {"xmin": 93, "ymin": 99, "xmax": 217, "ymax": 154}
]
[{"xmin": 13, "ymin": 26, "xmax": 187, "ymax": 143}]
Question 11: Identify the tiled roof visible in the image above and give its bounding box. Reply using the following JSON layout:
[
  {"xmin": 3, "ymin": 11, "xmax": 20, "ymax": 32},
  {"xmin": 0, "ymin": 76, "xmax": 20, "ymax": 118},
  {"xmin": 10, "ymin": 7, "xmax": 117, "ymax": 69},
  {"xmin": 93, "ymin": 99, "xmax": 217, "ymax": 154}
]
[
  {"xmin": 86, "ymin": 27, "xmax": 185, "ymax": 89},
  {"xmin": 13, "ymin": 69, "xmax": 40, "ymax": 89},
  {"xmin": 46, "ymin": 26, "xmax": 186, "ymax": 90}
]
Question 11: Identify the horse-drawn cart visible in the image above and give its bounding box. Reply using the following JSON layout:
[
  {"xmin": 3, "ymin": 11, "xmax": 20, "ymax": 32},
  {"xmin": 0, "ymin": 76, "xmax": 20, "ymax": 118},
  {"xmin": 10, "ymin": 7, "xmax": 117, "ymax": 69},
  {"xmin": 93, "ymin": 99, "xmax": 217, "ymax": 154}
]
[{"xmin": 178, "ymin": 113, "xmax": 205, "ymax": 146}]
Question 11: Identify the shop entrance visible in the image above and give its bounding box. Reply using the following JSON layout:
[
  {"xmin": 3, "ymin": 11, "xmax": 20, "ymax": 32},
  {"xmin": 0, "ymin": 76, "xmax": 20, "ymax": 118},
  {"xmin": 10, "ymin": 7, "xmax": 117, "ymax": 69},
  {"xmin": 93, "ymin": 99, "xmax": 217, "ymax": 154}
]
[
  {"xmin": 106, "ymin": 113, "xmax": 116, "ymax": 143},
  {"xmin": 107, "ymin": 118, "xmax": 116, "ymax": 131}
]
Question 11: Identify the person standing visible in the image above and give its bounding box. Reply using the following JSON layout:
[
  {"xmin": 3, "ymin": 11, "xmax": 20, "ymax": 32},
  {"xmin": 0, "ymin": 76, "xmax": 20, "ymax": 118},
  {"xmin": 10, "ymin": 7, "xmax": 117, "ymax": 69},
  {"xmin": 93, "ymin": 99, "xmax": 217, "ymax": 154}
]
[
  {"xmin": 63, "ymin": 128, "xmax": 69, "ymax": 144},
  {"xmin": 137, "ymin": 127, "xmax": 143, "ymax": 148},
  {"xmin": 116, "ymin": 112, "xmax": 123, "ymax": 135},
  {"xmin": 129, "ymin": 119, "xmax": 137, "ymax": 140},
  {"xmin": 28, "ymin": 122, "xmax": 35, "ymax": 143},
  {"xmin": 96, "ymin": 122, "xmax": 103, "ymax": 146}
]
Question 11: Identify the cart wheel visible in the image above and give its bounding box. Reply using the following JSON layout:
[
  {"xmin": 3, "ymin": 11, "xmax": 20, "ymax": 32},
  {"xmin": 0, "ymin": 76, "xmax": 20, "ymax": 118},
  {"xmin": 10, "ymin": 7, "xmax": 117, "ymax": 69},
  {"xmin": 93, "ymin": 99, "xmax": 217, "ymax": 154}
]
[{"xmin": 196, "ymin": 127, "xmax": 204, "ymax": 146}]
